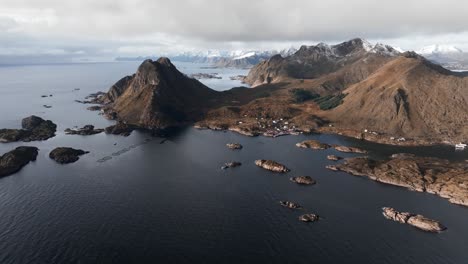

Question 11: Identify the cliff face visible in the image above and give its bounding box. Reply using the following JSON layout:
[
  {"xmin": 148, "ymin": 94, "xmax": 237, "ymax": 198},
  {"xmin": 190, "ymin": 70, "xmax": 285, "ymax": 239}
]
[{"xmin": 104, "ymin": 58, "xmax": 219, "ymax": 128}]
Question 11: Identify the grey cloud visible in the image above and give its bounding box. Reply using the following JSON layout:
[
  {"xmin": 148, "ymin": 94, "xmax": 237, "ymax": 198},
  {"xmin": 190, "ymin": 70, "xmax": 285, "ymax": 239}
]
[{"xmin": 1, "ymin": 0, "xmax": 468, "ymax": 62}]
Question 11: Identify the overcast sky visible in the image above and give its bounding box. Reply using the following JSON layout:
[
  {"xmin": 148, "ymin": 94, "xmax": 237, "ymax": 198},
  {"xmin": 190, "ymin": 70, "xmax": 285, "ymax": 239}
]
[{"xmin": 1, "ymin": 0, "xmax": 468, "ymax": 63}]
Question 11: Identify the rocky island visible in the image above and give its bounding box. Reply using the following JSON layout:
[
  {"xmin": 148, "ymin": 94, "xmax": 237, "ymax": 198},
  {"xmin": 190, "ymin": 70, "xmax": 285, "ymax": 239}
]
[
  {"xmin": 280, "ymin": 201, "xmax": 302, "ymax": 209},
  {"xmin": 65, "ymin": 125, "xmax": 104, "ymax": 136},
  {"xmin": 296, "ymin": 140, "xmax": 330, "ymax": 150},
  {"xmin": 0, "ymin": 147, "xmax": 39, "ymax": 177},
  {"xmin": 49, "ymin": 147, "xmax": 89, "ymax": 164},
  {"xmin": 226, "ymin": 143, "xmax": 243, "ymax": 150},
  {"xmin": 0, "ymin": 116, "xmax": 56, "ymax": 143},
  {"xmin": 255, "ymin": 160, "xmax": 290, "ymax": 173},
  {"xmin": 290, "ymin": 176, "xmax": 316, "ymax": 185},
  {"xmin": 382, "ymin": 207, "xmax": 446, "ymax": 232},
  {"xmin": 299, "ymin": 214, "xmax": 320, "ymax": 222},
  {"xmin": 327, "ymin": 154, "xmax": 468, "ymax": 206}
]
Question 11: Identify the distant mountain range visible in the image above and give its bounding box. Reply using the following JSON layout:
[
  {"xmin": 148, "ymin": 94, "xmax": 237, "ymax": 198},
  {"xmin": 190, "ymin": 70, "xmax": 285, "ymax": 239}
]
[
  {"xmin": 115, "ymin": 48, "xmax": 298, "ymax": 68},
  {"xmin": 416, "ymin": 44, "xmax": 468, "ymax": 71}
]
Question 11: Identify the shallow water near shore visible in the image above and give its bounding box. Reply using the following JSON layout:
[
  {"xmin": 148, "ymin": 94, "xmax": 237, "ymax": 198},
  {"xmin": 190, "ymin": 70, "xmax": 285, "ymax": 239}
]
[{"xmin": 0, "ymin": 62, "xmax": 467, "ymax": 264}]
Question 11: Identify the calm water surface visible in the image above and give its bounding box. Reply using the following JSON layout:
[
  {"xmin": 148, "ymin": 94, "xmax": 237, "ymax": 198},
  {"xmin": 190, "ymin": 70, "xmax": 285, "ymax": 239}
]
[{"xmin": 0, "ymin": 62, "xmax": 467, "ymax": 264}]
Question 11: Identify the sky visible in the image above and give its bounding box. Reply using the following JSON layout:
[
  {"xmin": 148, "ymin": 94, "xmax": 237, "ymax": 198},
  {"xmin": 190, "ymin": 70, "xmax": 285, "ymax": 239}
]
[{"xmin": 0, "ymin": 0, "xmax": 468, "ymax": 63}]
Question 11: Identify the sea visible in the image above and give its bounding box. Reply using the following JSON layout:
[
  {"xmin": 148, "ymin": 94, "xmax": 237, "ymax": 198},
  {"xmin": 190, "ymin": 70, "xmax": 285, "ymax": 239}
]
[{"xmin": 0, "ymin": 61, "xmax": 467, "ymax": 264}]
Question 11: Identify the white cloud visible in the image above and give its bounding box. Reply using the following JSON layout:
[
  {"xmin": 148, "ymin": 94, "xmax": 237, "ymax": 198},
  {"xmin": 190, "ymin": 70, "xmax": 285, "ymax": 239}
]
[{"xmin": 0, "ymin": 0, "xmax": 468, "ymax": 62}]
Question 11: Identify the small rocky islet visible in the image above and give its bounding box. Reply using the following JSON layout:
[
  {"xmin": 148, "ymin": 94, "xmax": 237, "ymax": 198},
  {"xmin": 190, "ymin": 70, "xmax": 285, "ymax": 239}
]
[
  {"xmin": 255, "ymin": 160, "xmax": 290, "ymax": 173},
  {"xmin": 299, "ymin": 214, "xmax": 320, "ymax": 222},
  {"xmin": 382, "ymin": 207, "xmax": 446, "ymax": 232},
  {"xmin": 0, "ymin": 146, "xmax": 39, "ymax": 177},
  {"xmin": 65, "ymin": 125, "xmax": 104, "ymax": 136},
  {"xmin": 226, "ymin": 143, "xmax": 243, "ymax": 150},
  {"xmin": 280, "ymin": 201, "xmax": 302, "ymax": 209},
  {"xmin": 290, "ymin": 176, "xmax": 316, "ymax": 185},
  {"xmin": 49, "ymin": 147, "xmax": 89, "ymax": 164},
  {"xmin": 296, "ymin": 140, "xmax": 331, "ymax": 150},
  {"xmin": 0, "ymin": 116, "xmax": 57, "ymax": 143}
]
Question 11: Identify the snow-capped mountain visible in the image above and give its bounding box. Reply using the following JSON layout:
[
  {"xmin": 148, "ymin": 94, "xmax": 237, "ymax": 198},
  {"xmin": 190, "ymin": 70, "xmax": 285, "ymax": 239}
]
[
  {"xmin": 417, "ymin": 45, "xmax": 463, "ymax": 55},
  {"xmin": 115, "ymin": 47, "xmax": 298, "ymax": 68}
]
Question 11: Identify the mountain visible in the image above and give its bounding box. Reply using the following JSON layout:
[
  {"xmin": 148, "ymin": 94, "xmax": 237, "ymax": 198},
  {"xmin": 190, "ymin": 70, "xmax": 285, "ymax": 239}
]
[
  {"xmin": 325, "ymin": 52, "xmax": 468, "ymax": 140},
  {"xmin": 102, "ymin": 38, "xmax": 468, "ymax": 144},
  {"xmin": 417, "ymin": 45, "xmax": 468, "ymax": 71},
  {"xmin": 245, "ymin": 38, "xmax": 400, "ymax": 87},
  {"xmin": 102, "ymin": 58, "xmax": 219, "ymax": 128}
]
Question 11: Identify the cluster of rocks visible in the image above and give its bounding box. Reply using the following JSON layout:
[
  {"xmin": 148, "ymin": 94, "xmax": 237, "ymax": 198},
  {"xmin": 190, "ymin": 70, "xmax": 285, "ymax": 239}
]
[
  {"xmin": 49, "ymin": 147, "xmax": 89, "ymax": 164},
  {"xmin": 382, "ymin": 207, "xmax": 446, "ymax": 232},
  {"xmin": 0, "ymin": 147, "xmax": 39, "ymax": 177},
  {"xmin": 0, "ymin": 116, "xmax": 57, "ymax": 143},
  {"xmin": 65, "ymin": 125, "xmax": 104, "ymax": 136},
  {"xmin": 255, "ymin": 159, "xmax": 290, "ymax": 173},
  {"xmin": 327, "ymin": 154, "xmax": 468, "ymax": 207},
  {"xmin": 290, "ymin": 176, "xmax": 316, "ymax": 185}
]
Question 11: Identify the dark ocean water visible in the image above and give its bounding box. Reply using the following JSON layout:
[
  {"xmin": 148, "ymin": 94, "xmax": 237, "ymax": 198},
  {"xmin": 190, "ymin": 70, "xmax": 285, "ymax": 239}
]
[{"xmin": 0, "ymin": 62, "xmax": 467, "ymax": 264}]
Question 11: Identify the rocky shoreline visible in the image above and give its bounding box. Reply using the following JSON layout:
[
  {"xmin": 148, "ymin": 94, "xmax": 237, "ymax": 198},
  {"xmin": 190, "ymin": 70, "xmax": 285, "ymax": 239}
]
[{"xmin": 327, "ymin": 154, "xmax": 468, "ymax": 206}]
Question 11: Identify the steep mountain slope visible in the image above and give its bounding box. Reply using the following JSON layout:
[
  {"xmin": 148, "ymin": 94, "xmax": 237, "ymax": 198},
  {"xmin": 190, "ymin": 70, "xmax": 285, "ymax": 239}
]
[
  {"xmin": 326, "ymin": 52, "xmax": 468, "ymax": 141},
  {"xmin": 103, "ymin": 58, "xmax": 219, "ymax": 128}
]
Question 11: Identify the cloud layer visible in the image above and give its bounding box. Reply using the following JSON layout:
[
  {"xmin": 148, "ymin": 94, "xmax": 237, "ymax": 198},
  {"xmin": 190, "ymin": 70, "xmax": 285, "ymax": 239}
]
[{"xmin": 1, "ymin": 0, "xmax": 468, "ymax": 62}]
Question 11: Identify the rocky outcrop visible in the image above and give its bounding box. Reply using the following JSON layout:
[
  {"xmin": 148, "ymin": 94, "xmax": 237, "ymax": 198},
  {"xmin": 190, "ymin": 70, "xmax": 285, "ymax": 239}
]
[
  {"xmin": 0, "ymin": 147, "xmax": 39, "ymax": 177},
  {"xmin": 327, "ymin": 155, "xmax": 342, "ymax": 161},
  {"xmin": 327, "ymin": 155, "xmax": 468, "ymax": 206},
  {"xmin": 333, "ymin": 145, "xmax": 367, "ymax": 154},
  {"xmin": 0, "ymin": 116, "xmax": 56, "ymax": 143},
  {"xmin": 290, "ymin": 176, "xmax": 316, "ymax": 185},
  {"xmin": 49, "ymin": 147, "xmax": 89, "ymax": 164},
  {"xmin": 226, "ymin": 143, "xmax": 243, "ymax": 150},
  {"xmin": 65, "ymin": 125, "xmax": 104, "ymax": 136},
  {"xmin": 299, "ymin": 214, "xmax": 320, "ymax": 222},
  {"xmin": 104, "ymin": 122, "xmax": 137, "ymax": 137},
  {"xmin": 382, "ymin": 207, "xmax": 446, "ymax": 232},
  {"xmin": 296, "ymin": 140, "xmax": 330, "ymax": 150},
  {"xmin": 221, "ymin": 161, "xmax": 242, "ymax": 169},
  {"xmin": 280, "ymin": 201, "xmax": 302, "ymax": 209},
  {"xmin": 255, "ymin": 160, "xmax": 290, "ymax": 173}
]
